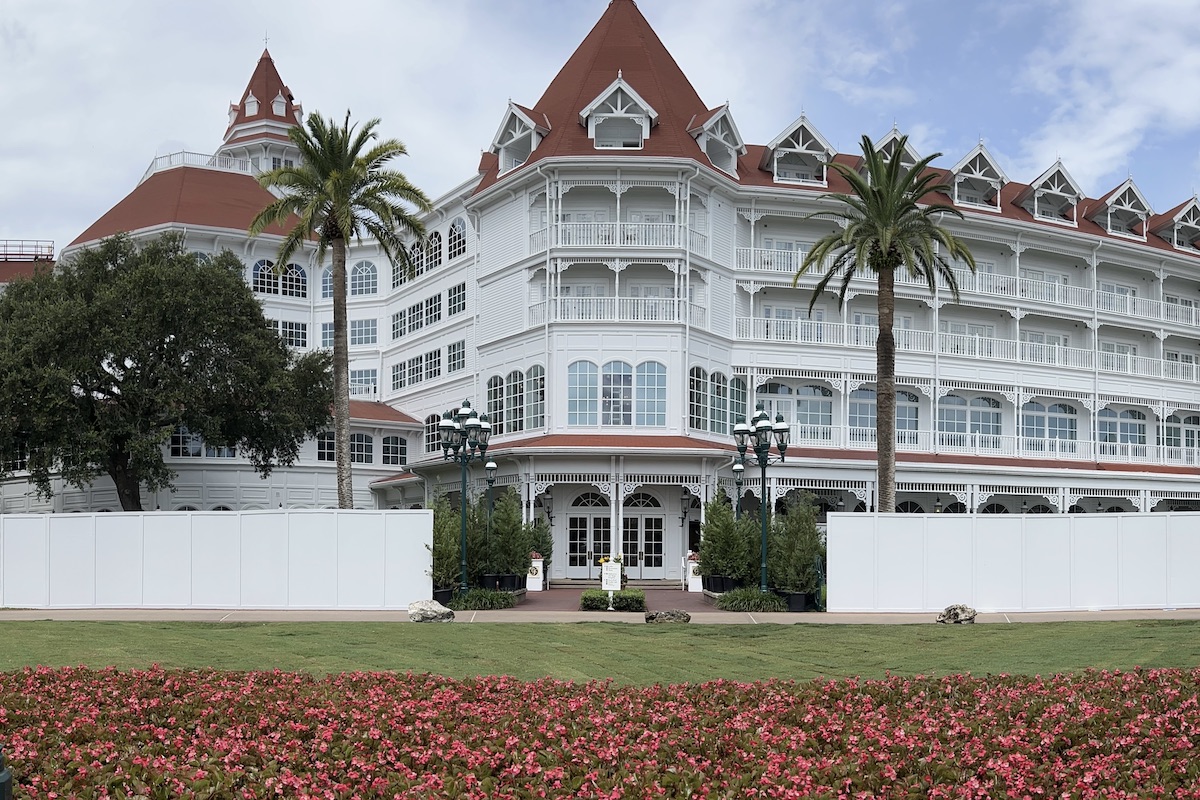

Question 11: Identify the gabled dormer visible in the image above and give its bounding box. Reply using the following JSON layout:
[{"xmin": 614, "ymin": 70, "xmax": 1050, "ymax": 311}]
[
  {"xmin": 579, "ymin": 72, "xmax": 658, "ymax": 150},
  {"xmin": 762, "ymin": 114, "xmax": 834, "ymax": 186},
  {"xmin": 1149, "ymin": 197, "xmax": 1200, "ymax": 252},
  {"xmin": 1088, "ymin": 178, "xmax": 1152, "ymax": 240},
  {"xmin": 1017, "ymin": 160, "xmax": 1084, "ymax": 227},
  {"xmin": 689, "ymin": 104, "xmax": 745, "ymax": 177},
  {"xmin": 948, "ymin": 142, "xmax": 1009, "ymax": 212},
  {"xmin": 491, "ymin": 102, "xmax": 550, "ymax": 175},
  {"xmin": 875, "ymin": 127, "xmax": 921, "ymax": 169}
]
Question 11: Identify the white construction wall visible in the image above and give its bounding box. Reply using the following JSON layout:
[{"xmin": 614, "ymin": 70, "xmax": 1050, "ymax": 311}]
[
  {"xmin": 0, "ymin": 510, "xmax": 432, "ymax": 610},
  {"xmin": 827, "ymin": 512, "xmax": 1200, "ymax": 613}
]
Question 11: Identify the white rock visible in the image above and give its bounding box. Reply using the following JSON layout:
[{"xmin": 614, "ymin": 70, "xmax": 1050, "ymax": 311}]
[{"xmin": 408, "ymin": 599, "xmax": 455, "ymax": 623}]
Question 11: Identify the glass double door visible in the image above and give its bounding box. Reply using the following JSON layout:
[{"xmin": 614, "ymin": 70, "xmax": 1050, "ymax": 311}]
[
  {"xmin": 566, "ymin": 516, "xmax": 609, "ymax": 579},
  {"xmin": 565, "ymin": 514, "xmax": 666, "ymax": 579}
]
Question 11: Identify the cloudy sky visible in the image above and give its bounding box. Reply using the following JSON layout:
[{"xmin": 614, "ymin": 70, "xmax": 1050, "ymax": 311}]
[{"xmin": 5, "ymin": 0, "xmax": 1200, "ymax": 257}]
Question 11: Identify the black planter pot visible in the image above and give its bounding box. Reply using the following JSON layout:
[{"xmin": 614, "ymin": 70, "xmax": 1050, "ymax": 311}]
[
  {"xmin": 717, "ymin": 575, "xmax": 734, "ymax": 593},
  {"xmin": 481, "ymin": 573, "xmax": 501, "ymax": 592},
  {"xmin": 518, "ymin": 574, "xmax": 527, "ymax": 590},
  {"xmin": 782, "ymin": 591, "xmax": 813, "ymax": 612},
  {"xmin": 498, "ymin": 573, "xmax": 518, "ymax": 591},
  {"xmin": 432, "ymin": 588, "xmax": 454, "ymax": 605}
]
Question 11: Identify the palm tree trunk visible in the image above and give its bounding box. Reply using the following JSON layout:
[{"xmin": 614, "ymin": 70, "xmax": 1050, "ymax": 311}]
[
  {"xmin": 332, "ymin": 237, "xmax": 353, "ymax": 508},
  {"xmin": 875, "ymin": 262, "xmax": 897, "ymax": 513}
]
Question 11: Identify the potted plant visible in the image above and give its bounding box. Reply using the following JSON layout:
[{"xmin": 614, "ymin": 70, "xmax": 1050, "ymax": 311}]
[
  {"xmin": 768, "ymin": 493, "xmax": 826, "ymax": 611},
  {"xmin": 698, "ymin": 494, "xmax": 743, "ymax": 592},
  {"xmin": 428, "ymin": 494, "xmax": 461, "ymax": 604}
]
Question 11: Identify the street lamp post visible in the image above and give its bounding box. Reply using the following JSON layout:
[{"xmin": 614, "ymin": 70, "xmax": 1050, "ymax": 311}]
[
  {"xmin": 485, "ymin": 460, "xmax": 497, "ymax": 573},
  {"xmin": 733, "ymin": 402, "xmax": 790, "ymax": 593},
  {"xmin": 439, "ymin": 400, "xmax": 492, "ymax": 597},
  {"xmin": 731, "ymin": 461, "xmax": 745, "ymax": 521}
]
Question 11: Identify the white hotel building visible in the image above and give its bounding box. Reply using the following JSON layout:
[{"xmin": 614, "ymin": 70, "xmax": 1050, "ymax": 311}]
[{"xmin": 6, "ymin": 0, "xmax": 1200, "ymax": 584}]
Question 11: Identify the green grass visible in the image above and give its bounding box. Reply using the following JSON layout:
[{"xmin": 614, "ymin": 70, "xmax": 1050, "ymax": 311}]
[{"xmin": 1, "ymin": 620, "xmax": 1198, "ymax": 684}]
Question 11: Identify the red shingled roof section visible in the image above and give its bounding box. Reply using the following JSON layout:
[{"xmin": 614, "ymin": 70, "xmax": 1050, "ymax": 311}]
[
  {"xmin": 69, "ymin": 167, "xmax": 291, "ymax": 247},
  {"xmin": 349, "ymin": 401, "xmax": 419, "ymax": 425},
  {"xmin": 224, "ymin": 49, "xmax": 298, "ymax": 138},
  {"xmin": 475, "ymin": 0, "xmax": 709, "ymax": 193},
  {"xmin": 0, "ymin": 260, "xmax": 52, "ymax": 283}
]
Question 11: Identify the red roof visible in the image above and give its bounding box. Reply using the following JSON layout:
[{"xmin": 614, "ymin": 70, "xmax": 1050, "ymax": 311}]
[
  {"xmin": 69, "ymin": 167, "xmax": 290, "ymax": 247},
  {"xmin": 224, "ymin": 49, "xmax": 299, "ymax": 139},
  {"xmin": 349, "ymin": 401, "xmax": 419, "ymax": 425},
  {"xmin": 476, "ymin": 0, "xmax": 708, "ymax": 192},
  {"xmin": 0, "ymin": 260, "xmax": 52, "ymax": 284}
]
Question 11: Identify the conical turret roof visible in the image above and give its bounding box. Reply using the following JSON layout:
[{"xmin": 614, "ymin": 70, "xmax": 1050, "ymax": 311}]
[{"xmin": 223, "ymin": 49, "xmax": 301, "ymax": 143}]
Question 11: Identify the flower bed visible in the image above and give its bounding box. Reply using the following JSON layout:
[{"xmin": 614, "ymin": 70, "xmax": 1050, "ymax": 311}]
[{"xmin": 3, "ymin": 666, "xmax": 1200, "ymax": 797}]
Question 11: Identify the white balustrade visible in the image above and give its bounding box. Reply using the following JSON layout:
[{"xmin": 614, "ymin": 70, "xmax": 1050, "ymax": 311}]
[{"xmin": 529, "ymin": 228, "xmax": 548, "ymax": 254}]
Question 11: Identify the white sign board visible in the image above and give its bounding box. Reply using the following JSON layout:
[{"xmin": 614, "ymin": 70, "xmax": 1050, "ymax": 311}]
[{"xmin": 601, "ymin": 561, "xmax": 622, "ymax": 592}]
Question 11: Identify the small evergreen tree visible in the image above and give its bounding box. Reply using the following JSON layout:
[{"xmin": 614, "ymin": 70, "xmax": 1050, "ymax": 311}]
[
  {"xmin": 768, "ymin": 493, "xmax": 825, "ymax": 594},
  {"xmin": 699, "ymin": 496, "xmax": 741, "ymax": 578},
  {"xmin": 428, "ymin": 494, "xmax": 460, "ymax": 591}
]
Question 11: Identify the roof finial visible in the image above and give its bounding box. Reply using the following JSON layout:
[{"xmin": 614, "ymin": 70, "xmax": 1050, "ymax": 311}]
[
  {"xmin": 263, "ymin": 30, "xmax": 269, "ymax": 49},
  {"xmin": 617, "ymin": 69, "xmax": 622, "ymax": 79}
]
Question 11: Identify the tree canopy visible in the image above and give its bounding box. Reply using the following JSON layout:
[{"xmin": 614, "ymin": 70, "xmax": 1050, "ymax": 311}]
[{"xmin": 0, "ymin": 233, "xmax": 333, "ymax": 511}]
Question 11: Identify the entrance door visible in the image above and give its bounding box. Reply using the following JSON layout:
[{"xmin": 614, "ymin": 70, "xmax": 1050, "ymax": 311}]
[
  {"xmin": 621, "ymin": 492, "xmax": 665, "ymax": 579},
  {"xmin": 565, "ymin": 491, "xmax": 612, "ymax": 579}
]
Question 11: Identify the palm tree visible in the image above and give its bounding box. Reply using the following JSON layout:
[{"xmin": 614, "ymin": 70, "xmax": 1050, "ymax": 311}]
[
  {"xmin": 794, "ymin": 134, "xmax": 975, "ymax": 513},
  {"xmin": 251, "ymin": 111, "xmax": 432, "ymax": 508}
]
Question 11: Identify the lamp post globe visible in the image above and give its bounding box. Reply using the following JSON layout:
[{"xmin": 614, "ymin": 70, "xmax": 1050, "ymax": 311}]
[{"xmin": 732, "ymin": 402, "xmax": 790, "ymax": 593}]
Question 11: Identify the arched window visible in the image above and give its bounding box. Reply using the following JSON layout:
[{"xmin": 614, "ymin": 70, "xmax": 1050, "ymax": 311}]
[
  {"xmin": 573, "ymin": 492, "xmax": 610, "ymax": 507},
  {"xmin": 349, "ymin": 433, "xmax": 373, "ymax": 463},
  {"xmin": 192, "ymin": 252, "xmax": 212, "ymax": 264},
  {"xmin": 1022, "ymin": 401, "xmax": 1078, "ymax": 453},
  {"xmin": 426, "ymin": 232, "xmax": 443, "ymax": 269},
  {"xmin": 944, "ymin": 502, "xmax": 968, "ymax": 514},
  {"xmin": 1029, "ymin": 504, "xmax": 1053, "ymax": 514},
  {"xmin": 317, "ymin": 432, "xmax": 335, "ymax": 461},
  {"xmin": 506, "ymin": 370, "xmax": 525, "ymax": 433},
  {"xmin": 896, "ymin": 390, "xmax": 920, "ymax": 444},
  {"xmin": 392, "ymin": 260, "xmax": 407, "ymax": 290},
  {"xmin": 487, "ymin": 375, "xmax": 505, "ymax": 435},
  {"xmin": 796, "ymin": 385, "xmax": 832, "ymax": 441},
  {"xmin": 350, "ymin": 260, "xmax": 377, "ymax": 295},
  {"xmin": 897, "ymin": 501, "xmax": 924, "ymax": 513},
  {"xmin": 252, "ymin": 259, "xmax": 278, "ymax": 294},
  {"xmin": 981, "ymin": 503, "xmax": 1009, "ymax": 514},
  {"xmin": 280, "ymin": 263, "xmax": 307, "ymax": 297},
  {"xmin": 411, "ymin": 243, "xmax": 426, "ymax": 277},
  {"xmin": 636, "ymin": 361, "xmax": 667, "ymax": 426},
  {"xmin": 526, "ymin": 365, "xmax": 546, "ymax": 429},
  {"xmin": 448, "ymin": 218, "xmax": 467, "ymax": 260},
  {"xmin": 1099, "ymin": 407, "xmax": 1147, "ymax": 448},
  {"xmin": 1163, "ymin": 414, "xmax": 1200, "ymax": 455},
  {"xmin": 709, "ymin": 372, "xmax": 729, "ymax": 434},
  {"xmin": 568, "ymin": 361, "xmax": 599, "ymax": 425},
  {"xmin": 382, "ymin": 435, "xmax": 406, "ymax": 466},
  {"xmin": 849, "ymin": 388, "xmax": 877, "ymax": 443},
  {"xmin": 970, "ymin": 397, "xmax": 1002, "ymax": 442},
  {"xmin": 688, "ymin": 368, "xmax": 709, "ymax": 430},
  {"xmin": 321, "ymin": 266, "xmax": 333, "ymax": 299},
  {"xmin": 602, "ymin": 361, "xmax": 633, "ymax": 426},
  {"xmin": 623, "ymin": 492, "xmax": 662, "ymax": 508},
  {"xmin": 424, "ymin": 414, "xmax": 442, "ymax": 453}
]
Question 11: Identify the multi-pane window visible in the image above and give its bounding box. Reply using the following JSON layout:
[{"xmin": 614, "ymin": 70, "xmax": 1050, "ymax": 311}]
[
  {"xmin": 896, "ymin": 390, "xmax": 920, "ymax": 444},
  {"xmin": 281, "ymin": 264, "xmax": 307, "ymax": 297},
  {"xmin": 448, "ymin": 218, "xmax": 467, "ymax": 260},
  {"xmin": 407, "ymin": 303, "xmax": 424, "ymax": 334},
  {"xmin": 488, "ymin": 375, "xmax": 505, "ymax": 434},
  {"xmin": 425, "ymin": 349, "xmax": 442, "ymax": 381},
  {"xmin": 280, "ymin": 321, "xmax": 307, "ymax": 348},
  {"xmin": 506, "ymin": 370, "xmax": 525, "ymax": 433},
  {"xmin": 392, "ymin": 310, "xmax": 405, "ymax": 340},
  {"xmin": 426, "ymin": 232, "xmax": 443, "ymax": 270},
  {"xmin": 321, "ymin": 267, "xmax": 333, "ymax": 299},
  {"xmin": 849, "ymin": 388, "xmax": 877, "ymax": 439},
  {"xmin": 568, "ymin": 361, "xmax": 599, "ymax": 425},
  {"xmin": 392, "ymin": 260, "xmax": 407, "ymax": 290},
  {"xmin": 383, "ymin": 436, "xmax": 406, "ymax": 466},
  {"xmin": 709, "ymin": 373, "xmax": 729, "ymax": 434},
  {"xmin": 602, "ymin": 361, "xmax": 633, "ymax": 426},
  {"xmin": 526, "ymin": 365, "xmax": 546, "ymax": 428},
  {"xmin": 448, "ymin": 283, "xmax": 467, "ymax": 315},
  {"xmin": 636, "ymin": 361, "xmax": 666, "ymax": 426},
  {"xmin": 1022, "ymin": 401, "xmax": 1078, "ymax": 450},
  {"xmin": 1098, "ymin": 407, "xmax": 1146, "ymax": 444},
  {"xmin": 970, "ymin": 397, "xmax": 1002, "ymax": 437},
  {"xmin": 411, "ymin": 243, "xmax": 426, "ymax": 277},
  {"xmin": 170, "ymin": 426, "xmax": 203, "ymax": 457},
  {"xmin": 425, "ymin": 295, "xmax": 442, "ymax": 326},
  {"xmin": 205, "ymin": 443, "xmax": 235, "ymax": 458},
  {"xmin": 350, "ymin": 261, "xmax": 377, "ymax": 295},
  {"xmin": 349, "ymin": 369, "xmax": 377, "ymax": 396},
  {"xmin": 317, "ymin": 432, "xmax": 336, "ymax": 462},
  {"xmin": 391, "ymin": 363, "xmax": 404, "ymax": 391},
  {"xmin": 937, "ymin": 395, "xmax": 968, "ymax": 436},
  {"xmin": 796, "ymin": 385, "xmax": 833, "ymax": 440},
  {"xmin": 407, "ymin": 355, "xmax": 423, "ymax": 386},
  {"xmin": 424, "ymin": 414, "xmax": 442, "ymax": 453},
  {"xmin": 321, "ymin": 322, "xmax": 334, "ymax": 348},
  {"xmin": 252, "ymin": 259, "xmax": 277, "ymax": 294},
  {"xmin": 349, "ymin": 433, "xmax": 373, "ymax": 464},
  {"xmin": 1163, "ymin": 414, "xmax": 1200, "ymax": 451},
  {"xmin": 688, "ymin": 367, "xmax": 709, "ymax": 430},
  {"xmin": 447, "ymin": 340, "xmax": 466, "ymax": 372},
  {"xmin": 350, "ymin": 319, "xmax": 377, "ymax": 346},
  {"xmin": 731, "ymin": 378, "xmax": 748, "ymax": 424}
]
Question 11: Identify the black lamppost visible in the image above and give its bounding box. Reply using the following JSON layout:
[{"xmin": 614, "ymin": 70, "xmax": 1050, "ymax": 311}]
[
  {"xmin": 439, "ymin": 400, "xmax": 492, "ymax": 597},
  {"xmin": 732, "ymin": 461, "xmax": 745, "ymax": 521},
  {"xmin": 733, "ymin": 402, "xmax": 790, "ymax": 593},
  {"xmin": 485, "ymin": 460, "xmax": 497, "ymax": 571}
]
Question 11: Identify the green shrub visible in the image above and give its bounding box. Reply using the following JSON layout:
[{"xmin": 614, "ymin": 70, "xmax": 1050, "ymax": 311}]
[
  {"xmin": 768, "ymin": 493, "xmax": 826, "ymax": 595},
  {"xmin": 698, "ymin": 494, "xmax": 750, "ymax": 579},
  {"xmin": 446, "ymin": 589, "xmax": 517, "ymax": 611},
  {"xmin": 715, "ymin": 587, "xmax": 787, "ymax": 613},
  {"xmin": 579, "ymin": 588, "xmax": 647, "ymax": 612}
]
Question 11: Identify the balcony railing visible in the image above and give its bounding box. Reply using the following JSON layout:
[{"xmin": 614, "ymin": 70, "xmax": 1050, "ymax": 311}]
[
  {"xmin": 141, "ymin": 151, "xmax": 256, "ymax": 183},
  {"xmin": 530, "ymin": 222, "xmax": 708, "ymax": 256},
  {"xmin": 529, "ymin": 298, "xmax": 707, "ymax": 326},
  {"xmin": 0, "ymin": 240, "xmax": 54, "ymax": 261}
]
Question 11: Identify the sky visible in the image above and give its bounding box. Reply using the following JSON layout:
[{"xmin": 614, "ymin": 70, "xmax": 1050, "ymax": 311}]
[{"xmin": 5, "ymin": 0, "xmax": 1200, "ymax": 258}]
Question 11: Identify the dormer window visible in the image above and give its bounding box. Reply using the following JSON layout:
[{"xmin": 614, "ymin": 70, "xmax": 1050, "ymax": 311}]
[
  {"xmin": 689, "ymin": 105, "xmax": 746, "ymax": 178},
  {"xmin": 490, "ymin": 103, "xmax": 549, "ymax": 175},
  {"xmin": 949, "ymin": 143, "xmax": 1008, "ymax": 212},
  {"xmin": 874, "ymin": 128, "xmax": 920, "ymax": 170},
  {"xmin": 272, "ymin": 91, "xmax": 287, "ymax": 117},
  {"xmin": 1090, "ymin": 179, "xmax": 1150, "ymax": 241},
  {"xmin": 764, "ymin": 115, "xmax": 834, "ymax": 186},
  {"xmin": 244, "ymin": 92, "xmax": 259, "ymax": 117},
  {"xmin": 1019, "ymin": 161, "xmax": 1083, "ymax": 227},
  {"xmin": 1149, "ymin": 198, "xmax": 1200, "ymax": 252},
  {"xmin": 581, "ymin": 76, "xmax": 658, "ymax": 150}
]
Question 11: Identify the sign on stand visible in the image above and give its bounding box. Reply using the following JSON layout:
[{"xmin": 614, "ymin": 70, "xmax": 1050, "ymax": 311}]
[{"xmin": 601, "ymin": 561, "xmax": 622, "ymax": 610}]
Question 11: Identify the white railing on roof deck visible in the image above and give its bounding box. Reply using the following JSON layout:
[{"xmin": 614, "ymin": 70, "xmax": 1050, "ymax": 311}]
[
  {"xmin": 0, "ymin": 240, "xmax": 54, "ymax": 261},
  {"xmin": 140, "ymin": 151, "xmax": 256, "ymax": 184}
]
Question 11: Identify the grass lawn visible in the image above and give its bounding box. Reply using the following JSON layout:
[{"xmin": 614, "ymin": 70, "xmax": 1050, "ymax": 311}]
[{"xmin": 1, "ymin": 619, "xmax": 1198, "ymax": 684}]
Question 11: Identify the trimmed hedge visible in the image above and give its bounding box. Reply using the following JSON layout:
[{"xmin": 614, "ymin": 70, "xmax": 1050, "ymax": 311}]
[
  {"xmin": 715, "ymin": 587, "xmax": 787, "ymax": 613},
  {"xmin": 580, "ymin": 588, "xmax": 647, "ymax": 612},
  {"xmin": 447, "ymin": 589, "xmax": 517, "ymax": 611}
]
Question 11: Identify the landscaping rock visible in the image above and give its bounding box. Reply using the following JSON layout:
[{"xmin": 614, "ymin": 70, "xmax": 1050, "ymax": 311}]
[
  {"xmin": 936, "ymin": 604, "xmax": 977, "ymax": 624},
  {"xmin": 409, "ymin": 599, "xmax": 455, "ymax": 623},
  {"xmin": 645, "ymin": 609, "xmax": 691, "ymax": 624}
]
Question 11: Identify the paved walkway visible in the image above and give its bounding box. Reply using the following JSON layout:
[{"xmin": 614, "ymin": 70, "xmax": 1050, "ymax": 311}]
[{"xmin": 0, "ymin": 588, "xmax": 1198, "ymax": 624}]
